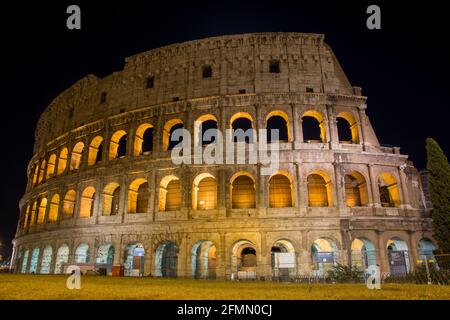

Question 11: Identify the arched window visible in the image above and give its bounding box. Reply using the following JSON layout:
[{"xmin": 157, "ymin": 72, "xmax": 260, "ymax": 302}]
[
  {"xmin": 32, "ymin": 164, "xmax": 39, "ymax": 185},
  {"xmin": 46, "ymin": 154, "xmax": 56, "ymax": 179},
  {"xmin": 231, "ymin": 173, "xmax": 256, "ymax": 209},
  {"xmin": 37, "ymin": 197, "xmax": 47, "ymax": 224},
  {"xmin": 336, "ymin": 112, "xmax": 359, "ymax": 143},
  {"xmin": 307, "ymin": 172, "xmax": 332, "ymax": 207},
  {"xmin": 57, "ymin": 147, "xmax": 68, "ymax": 175},
  {"xmin": 128, "ymin": 179, "xmax": 149, "ymax": 214},
  {"xmin": 163, "ymin": 119, "xmax": 184, "ymax": 151},
  {"xmin": 134, "ymin": 123, "xmax": 154, "ymax": 156},
  {"xmin": 378, "ymin": 173, "xmax": 400, "ymax": 207},
  {"xmin": 29, "ymin": 248, "xmax": 40, "ymax": 273},
  {"xmin": 344, "ymin": 172, "xmax": 369, "ymax": 207},
  {"xmin": 102, "ymin": 183, "xmax": 121, "ymax": 216},
  {"xmin": 75, "ymin": 244, "xmax": 90, "ymax": 263},
  {"xmin": 230, "ymin": 112, "xmax": 254, "ymax": 143},
  {"xmin": 40, "ymin": 246, "xmax": 53, "ymax": 274},
  {"xmin": 30, "ymin": 201, "xmax": 37, "ymax": 226},
  {"xmin": 302, "ymin": 110, "xmax": 326, "ymax": 143},
  {"xmin": 54, "ymin": 244, "xmax": 69, "ymax": 274},
  {"xmin": 70, "ymin": 142, "xmax": 85, "ymax": 170},
  {"xmin": 80, "ymin": 186, "xmax": 96, "ymax": 218},
  {"xmin": 63, "ymin": 190, "xmax": 76, "ymax": 218},
  {"xmin": 158, "ymin": 175, "xmax": 181, "ymax": 211},
  {"xmin": 194, "ymin": 115, "xmax": 218, "ymax": 146},
  {"xmin": 38, "ymin": 160, "xmax": 46, "ymax": 183},
  {"xmin": 109, "ymin": 130, "xmax": 127, "ymax": 159},
  {"xmin": 88, "ymin": 136, "xmax": 104, "ymax": 166},
  {"xmin": 269, "ymin": 173, "xmax": 293, "ymax": 208},
  {"xmin": 23, "ymin": 205, "xmax": 30, "ymax": 229},
  {"xmin": 266, "ymin": 111, "xmax": 290, "ymax": 142},
  {"xmin": 48, "ymin": 194, "xmax": 60, "ymax": 222},
  {"xmin": 192, "ymin": 173, "xmax": 217, "ymax": 210}
]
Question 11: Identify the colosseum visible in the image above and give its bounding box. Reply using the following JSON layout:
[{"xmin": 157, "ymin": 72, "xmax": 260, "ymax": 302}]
[{"xmin": 11, "ymin": 32, "xmax": 435, "ymax": 279}]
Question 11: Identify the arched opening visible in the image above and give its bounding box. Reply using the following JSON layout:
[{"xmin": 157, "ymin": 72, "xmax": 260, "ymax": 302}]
[
  {"xmin": 269, "ymin": 173, "xmax": 293, "ymax": 208},
  {"xmin": 21, "ymin": 250, "xmax": 29, "ymax": 273},
  {"xmin": 307, "ymin": 172, "xmax": 332, "ymax": 207},
  {"xmin": 191, "ymin": 240, "xmax": 217, "ymax": 279},
  {"xmin": 378, "ymin": 173, "xmax": 400, "ymax": 207},
  {"xmin": 46, "ymin": 154, "xmax": 56, "ymax": 179},
  {"xmin": 88, "ymin": 136, "xmax": 104, "ymax": 166},
  {"xmin": 302, "ymin": 110, "xmax": 326, "ymax": 143},
  {"xmin": 337, "ymin": 112, "xmax": 359, "ymax": 144},
  {"xmin": 23, "ymin": 205, "xmax": 30, "ymax": 229},
  {"xmin": 123, "ymin": 243, "xmax": 145, "ymax": 276},
  {"xmin": 194, "ymin": 115, "xmax": 218, "ymax": 146},
  {"xmin": 109, "ymin": 130, "xmax": 127, "ymax": 160},
  {"xmin": 74, "ymin": 244, "xmax": 90, "ymax": 264},
  {"xmin": 266, "ymin": 111, "xmax": 290, "ymax": 142},
  {"xmin": 96, "ymin": 243, "xmax": 115, "ymax": 274},
  {"xmin": 231, "ymin": 240, "xmax": 257, "ymax": 280},
  {"xmin": 351, "ymin": 238, "xmax": 377, "ymax": 272},
  {"xmin": 271, "ymin": 240, "xmax": 297, "ymax": 280},
  {"xmin": 70, "ymin": 142, "xmax": 84, "ymax": 170},
  {"xmin": 163, "ymin": 119, "xmax": 184, "ymax": 151},
  {"xmin": 57, "ymin": 148, "xmax": 68, "ymax": 175},
  {"xmin": 231, "ymin": 112, "xmax": 254, "ymax": 143},
  {"xmin": 80, "ymin": 186, "xmax": 96, "ymax": 218},
  {"xmin": 344, "ymin": 172, "xmax": 369, "ymax": 207},
  {"xmin": 155, "ymin": 241, "xmax": 178, "ymax": 278},
  {"xmin": 192, "ymin": 173, "xmax": 217, "ymax": 210},
  {"xmin": 418, "ymin": 239, "xmax": 437, "ymax": 269},
  {"xmin": 311, "ymin": 238, "xmax": 338, "ymax": 276},
  {"xmin": 102, "ymin": 182, "xmax": 121, "ymax": 216},
  {"xmin": 29, "ymin": 247, "xmax": 40, "ymax": 274},
  {"xmin": 158, "ymin": 175, "xmax": 181, "ymax": 211},
  {"xmin": 387, "ymin": 237, "xmax": 410, "ymax": 275},
  {"xmin": 32, "ymin": 164, "xmax": 39, "ymax": 185},
  {"xmin": 231, "ymin": 173, "xmax": 256, "ymax": 209},
  {"xmin": 63, "ymin": 190, "xmax": 76, "ymax": 218},
  {"xmin": 134, "ymin": 123, "xmax": 154, "ymax": 156},
  {"xmin": 54, "ymin": 244, "xmax": 69, "ymax": 274},
  {"xmin": 48, "ymin": 194, "xmax": 60, "ymax": 222},
  {"xmin": 38, "ymin": 160, "xmax": 46, "ymax": 183},
  {"xmin": 40, "ymin": 246, "xmax": 53, "ymax": 274},
  {"xmin": 30, "ymin": 201, "xmax": 37, "ymax": 226},
  {"xmin": 37, "ymin": 197, "xmax": 47, "ymax": 224},
  {"xmin": 128, "ymin": 179, "xmax": 149, "ymax": 214}
]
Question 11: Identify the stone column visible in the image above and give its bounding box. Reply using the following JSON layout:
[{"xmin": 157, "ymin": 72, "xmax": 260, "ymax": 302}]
[
  {"xmin": 357, "ymin": 104, "xmax": 368, "ymax": 150},
  {"xmin": 368, "ymin": 164, "xmax": 381, "ymax": 208},
  {"xmin": 407, "ymin": 231, "xmax": 419, "ymax": 272},
  {"xmin": 398, "ymin": 165, "xmax": 411, "ymax": 209},
  {"xmin": 326, "ymin": 104, "xmax": 339, "ymax": 149},
  {"xmin": 376, "ymin": 230, "xmax": 389, "ymax": 274}
]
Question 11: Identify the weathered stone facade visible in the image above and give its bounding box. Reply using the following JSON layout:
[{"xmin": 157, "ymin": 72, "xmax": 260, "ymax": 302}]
[{"xmin": 12, "ymin": 33, "xmax": 434, "ymax": 279}]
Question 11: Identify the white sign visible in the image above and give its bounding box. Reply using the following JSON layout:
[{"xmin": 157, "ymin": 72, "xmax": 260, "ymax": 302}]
[{"xmin": 274, "ymin": 253, "xmax": 296, "ymax": 268}]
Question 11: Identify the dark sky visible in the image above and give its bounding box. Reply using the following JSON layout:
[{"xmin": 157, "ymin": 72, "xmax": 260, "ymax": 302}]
[{"xmin": 0, "ymin": 1, "xmax": 449, "ymax": 258}]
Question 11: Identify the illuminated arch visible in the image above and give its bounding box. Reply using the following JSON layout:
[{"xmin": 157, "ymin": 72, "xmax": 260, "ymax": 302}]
[
  {"xmin": 134, "ymin": 123, "xmax": 154, "ymax": 156},
  {"xmin": 32, "ymin": 164, "xmax": 39, "ymax": 185},
  {"xmin": 302, "ymin": 110, "xmax": 326, "ymax": 143},
  {"xmin": 128, "ymin": 178, "xmax": 149, "ymax": 213},
  {"xmin": 40, "ymin": 245, "xmax": 53, "ymax": 274},
  {"xmin": 271, "ymin": 239, "xmax": 297, "ymax": 278},
  {"xmin": 230, "ymin": 112, "xmax": 254, "ymax": 143},
  {"xmin": 38, "ymin": 159, "xmax": 46, "ymax": 183},
  {"xmin": 231, "ymin": 240, "xmax": 257, "ymax": 279},
  {"xmin": 265, "ymin": 110, "xmax": 291, "ymax": 142},
  {"xmin": 268, "ymin": 172, "xmax": 294, "ymax": 208},
  {"xmin": 350, "ymin": 237, "xmax": 377, "ymax": 271},
  {"xmin": 30, "ymin": 201, "xmax": 37, "ymax": 226},
  {"xmin": 307, "ymin": 171, "xmax": 333, "ymax": 207},
  {"xmin": 37, "ymin": 197, "xmax": 47, "ymax": 224},
  {"xmin": 75, "ymin": 243, "xmax": 90, "ymax": 263},
  {"xmin": 311, "ymin": 237, "xmax": 339, "ymax": 275},
  {"xmin": 54, "ymin": 244, "xmax": 69, "ymax": 274},
  {"xmin": 231, "ymin": 172, "xmax": 256, "ymax": 209},
  {"xmin": 163, "ymin": 119, "xmax": 184, "ymax": 151},
  {"xmin": 194, "ymin": 114, "xmax": 218, "ymax": 146},
  {"xmin": 158, "ymin": 175, "xmax": 181, "ymax": 211},
  {"xmin": 387, "ymin": 237, "xmax": 410, "ymax": 273},
  {"xmin": 63, "ymin": 189, "xmax": 76, "ymax": 218},
  {"xmin": 80, "ymin": 186, "xmax": 96, "ymax": 218},
  {"xmin": 70, "ymin": 142, "xmax": 85, "ymax": 170},
  {"xmin": 109, "ymin": 130, "xmax": 127, "ymax": 159},
  {"xmin": 344, "ymin": 171, "xmax": 369, "ymax": 207},
  {"xmin": 23, "ymin": 204, "xmax": 30, "ymax": 229},
  {"xmin": 48, "ymin": 194, "xmax": 60, "ymax": 222},
  {"xmin": 57, "ymin": 147, "xmax": 68, "ymax": 175},
  {"xmin": 378, "ymin": 172, "xmax": 400, "ymax": 207},
  {"xmin": 337, "ymin": 112, "xmax": 359, "ymax": 143},
  {"xmin": 102, "ymin": 182, "xmax": 121, "ymax": 216},
  {"xmin": 46, "ymin": 154, "xmax": 56, "ymax": 179},
  {"xmin": 192, "ymin": 173, "xmax": 217, "ymax": 210},
  {"xmin": 191, "ymin": 240, "xmax": 217, "ymax": 279},
  {"xmin": 87, "ymin": 136, "xmax": 104, "ymax": 166}
]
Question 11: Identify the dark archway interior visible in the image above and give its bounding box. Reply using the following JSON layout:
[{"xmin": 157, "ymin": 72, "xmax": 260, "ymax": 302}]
[
  {"xmin": 142, "ymin": 127, "xmax": 154, "ymax": 152},
  {"xmin": 232, "ymin": 118, "xmax": 253, "ymax": 143},
  {"xmin": 337, "ymin": 118, "xmax": 352, "ymax": 142},
  {"xmin": 117, "ymin": 135, "xmax": 127, "ymax": 158},
  {"xmin": 168, "ymin": 124, "xmax": 184, "ymax": 150},
  {"xmin": 201, "ymin": 120, "xmax": 218, "ymax": 145},
  {"xmin": 302, "ymin": 116, "xmax": 321, "ymax": 142},
  {"xmin": 267, "ymin": 116, "xmax": 288, "ymax": 142}
]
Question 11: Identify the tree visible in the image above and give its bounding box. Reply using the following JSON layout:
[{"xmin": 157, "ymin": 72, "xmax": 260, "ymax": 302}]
[{"xmin": 426, "ymin": 138, "xmax": 450, "ymax": 253}]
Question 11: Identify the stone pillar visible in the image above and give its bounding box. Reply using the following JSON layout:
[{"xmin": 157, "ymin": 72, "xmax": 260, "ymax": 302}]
[
  {"xmin": 292, "ymin": 104, "xmax": 303, "ymax": 144},
  {"xmin": 368, "ymin": 164, "xmax": 381, "ymax": 208},
  {"xmin": 326, "ymin": 104, "xmax": 339, "ymax": 149},
  {"xmin": 407, "ymin": 231, "xmax": 419, "ymax": 272},
  {"xmin": 333, "ymin": 160, "xmax": 346, "ymax": 211},
  {"xmin": 398, "ymin": 165, "xmax": 411, "ymax": 209},
  {"xmin": 376, "ymin": 230, "xmax": 389, "ymax": 274},
  {"xmin": 357, "ymin": 104, "xmax": 368, "ymax": 150}
]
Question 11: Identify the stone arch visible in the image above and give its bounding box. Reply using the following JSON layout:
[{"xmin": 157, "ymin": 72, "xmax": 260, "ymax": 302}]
[
  {"xmin": 29, "ymin": 247, "xmax": 40, "ymax": 273},
  {"xmin": 163, "ymin": 119, "xmax": 184, "ymax": 151},
  {"xmin": 38, "ymin": 159, "xmax": 46, "ymax": 183},
  {"xmin": 88, "ymin": 136, "xmax": 104, "ymax": 166},
  {"xmin": 271, "ymin": 239, "xmax": 297, "ymax": 278},
  {"xmin": 30, "ymin": 201, "xmax": 38, "ymax": 226},
  {"xmin": 46, "ymin": 154, "xmax": 57, "ymax": 179},
  {"xmin": 48, "ymin": 194, "xmax": 60, "ymax": 222},
  {"xmin": 191, "ymin": 240, "xmax": 217, "ymax": 279},
  {"xmin": 336, "ymin": 111, "xmax": 359, "ymax": 143},
  {"xmin": 268, "ymin": 171, "xmax": 294, "ymax": 208},
  {"xmin": 155, "ymin": 241, "xmax": 179, "ymax": 278},
  {"xmin": 301, "ymin": 110, "xmax": 326, "ymax": 143},
  {"xmin": 22, "ymin": 204, "xmax": 31, "ymax": 229},
  {"xmin": 63, "ymin": 189, "xmax": 76, "ymax": 218},
  {"xmin": 310, "ymin": 237, "xmax": 339, "ymax": 276},
  {"xmin": 158, "ymin": 175, "xmax": 181, "ymax": 211},
  {"xmin": 350, "ymin": 237, "xmax": 377, "ymax": 271},
  {"xmin": 40, "ymin": 245, "xmax": 53, "ymax": 274},
  {"xmin": 230, "ymin": 112, "xmax": 255, "ymax": 143},
  {"xmin": 54, "ymin": 244, "xmax": 70, "ymax": 274},
  {"xmin": 109, "ymin": 130, "xmax": 127, "ymax": 159},
  {"xmin": 74, "ymin": 243, "xmax": 90, "ymax": 263},
  {"xmin": 21, "ymin": 249, "xmax": 29, "ymax": 273},
  {"xmin": 70, "ymin": 142, "xmax": 85, "ymax": 170},
  {"xmin": 32, "ymin": 163, "xmax": 39, "ymax": 185},
  {"xmin": 128, "ymin": 178, "xmax": 149, "ymax": 213},
  {"xmin": 57, "ymin": 147, "xmax": 68, "ymax": 175},
  {"xmin": 80, "ymin": 186, "xmax": 96, "ymax": 218},
  {"xmin": 102, "ymin": 182, "xmax": 121, "ymax": 216},
  {"xmin": 134, "ymin": 123, "xmax": 154, "ymax": 156},
  {"xmin": 192, "ymin": 173, "xmax": 217, "ymax": 210},
  {"xmin": 265, "ymin": 110, "xmax": 290, "ymax": 142},
  {"xmin": 378, "ymin": 172, "xmax": 400, "ymax": 207},
  {"xmin": 37, "ymin": 197, "xmax": 47, "ymax": 224},
  {"xmin": 230, "ymin": 172, "xmax": 256, "ymax": 209},
  {"xmin": 307, "ymin": 171, "xmax": 333, "ymax": 207},
  {"xmin": 344, "ymin": 171, "xmax": 369, "ymax": 207},
  {"xmin": 194, "ymin": 114, "xmax": 218, "ymax": 146},
  {"xmin": 418, "ymin": 238, "xmax": 437, "ymax": 268},
  {"xmin": 123, "ymin": 242, "xmax": 145, "ymax": 276},
  {"xmin": 231, "ymin": 240, "xmax": 257, "ymax": 279},
  {"xmin": 387, "ymin": 237, "xmax": 410, "ymax": 274}
]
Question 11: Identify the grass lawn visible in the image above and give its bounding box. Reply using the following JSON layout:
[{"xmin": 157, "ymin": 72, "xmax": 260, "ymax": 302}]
[{"xmin": 0, "ymin": 274, "xmax": 449, "ymax": 300}]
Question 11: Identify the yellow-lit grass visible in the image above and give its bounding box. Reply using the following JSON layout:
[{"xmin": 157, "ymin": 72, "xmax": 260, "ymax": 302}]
[{"xmin": 0, "ymin": 274, "xmax": 449, "ymax": 300}]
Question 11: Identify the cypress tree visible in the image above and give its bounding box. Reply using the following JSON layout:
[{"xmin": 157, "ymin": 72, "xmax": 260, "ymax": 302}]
[{"xmin": 426, "ymin": 138, "xmax": 450, "ymax": 253}]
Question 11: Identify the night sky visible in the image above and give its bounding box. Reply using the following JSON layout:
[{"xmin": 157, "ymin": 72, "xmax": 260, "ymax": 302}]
[{"xmin": 0, "ymin": 1, "xmax": 448, "ymax": 258}]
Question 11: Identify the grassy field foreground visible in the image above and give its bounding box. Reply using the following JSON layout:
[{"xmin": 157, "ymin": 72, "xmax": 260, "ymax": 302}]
[{"xmin": 0, "ymin": 274, "xmax": 449, "ymax": 300}]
